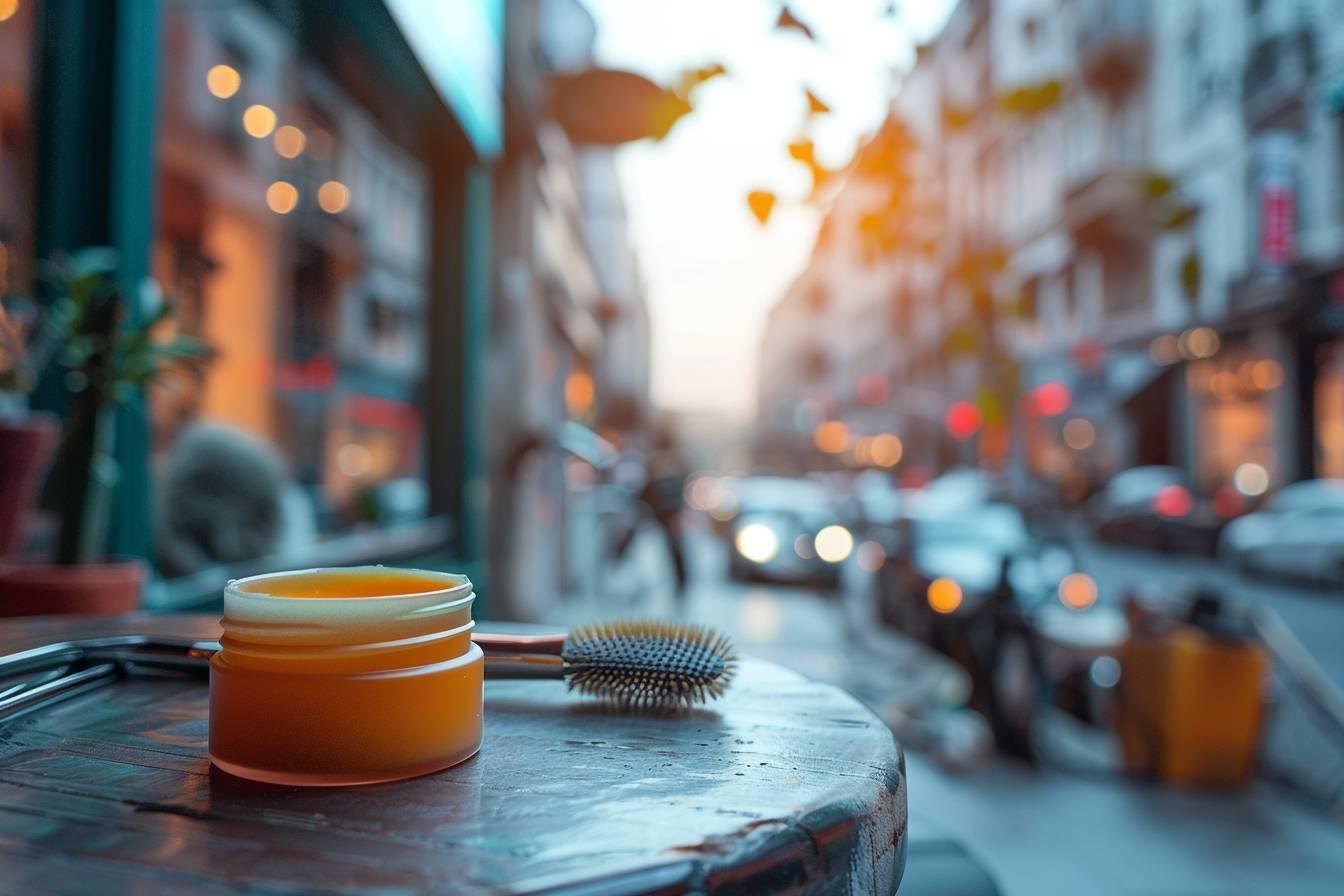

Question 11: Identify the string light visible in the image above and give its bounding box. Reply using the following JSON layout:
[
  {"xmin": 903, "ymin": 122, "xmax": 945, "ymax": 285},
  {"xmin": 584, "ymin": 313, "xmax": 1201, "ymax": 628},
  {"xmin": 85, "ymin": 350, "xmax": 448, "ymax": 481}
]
[
  {"xmin": 317, "ymin": 181, "xmax": 351, "ymax": 214},
  {"xmin": 206, "ymin": 64, "xmax": 241, "ymax": 98},
  {"xmin": 242, "ymin": 104, "xmax": 277, "ymax": 138},
  {"xmin": 266, "ymin": 181, "xmax": 298, "ymax": 214}
]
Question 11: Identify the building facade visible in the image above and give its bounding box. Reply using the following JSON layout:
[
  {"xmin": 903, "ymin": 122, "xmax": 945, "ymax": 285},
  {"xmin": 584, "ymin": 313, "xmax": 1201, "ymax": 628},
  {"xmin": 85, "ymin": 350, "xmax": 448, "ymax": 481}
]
[
  {"xmin": 758, "ymin": 0, "xmax": 1344, "ymax": 498},
  {"xmin": 488, "ymin": 0, "xmax": 651, "ymax": 620}
]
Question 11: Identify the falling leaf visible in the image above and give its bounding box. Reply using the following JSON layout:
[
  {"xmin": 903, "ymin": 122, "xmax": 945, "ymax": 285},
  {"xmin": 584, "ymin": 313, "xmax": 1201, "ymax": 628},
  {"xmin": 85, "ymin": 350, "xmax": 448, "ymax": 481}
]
[
  {"xmin": 805, "ymin": 88, "xmax": 831, "ymax": 116},
  {"xmin": 548, "ymin": 68, "xmax": 693, "ymax": 145},
  {"xmin": 776, "ymin": 6, "xmax": 816, "ymax": 41},
  {"xmin": 675, "ymin": 63, "xmax": 728, "ymax": 99},
  {"xmin": 787, "ymin": 138, "xmax": 815, "ymax": 164},
  {"xmin": 1160, "ymin": 202, "xmax": 1199, "ymax": 231},
  {"xmin": 1141, "ymin": 171, "xmax": 1177, "ymax": 201},
  {"xmin": 942, "ymin": 103, "xmax": 975, "ymax": 130},
  {"xmin": 649, "ymin": 91, "xmax": 694, "ymax": 140},
  {"xmin": 747, "ymin": 190, "xmax": 777, "ymax": 225}
]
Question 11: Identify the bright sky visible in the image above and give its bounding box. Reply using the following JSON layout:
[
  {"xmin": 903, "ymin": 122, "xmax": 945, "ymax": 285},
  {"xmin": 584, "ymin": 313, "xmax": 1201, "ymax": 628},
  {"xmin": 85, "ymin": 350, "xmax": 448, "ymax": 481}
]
[{"xmin": 583, "ymin": 0, "xmax": 956, "ymax": 420}]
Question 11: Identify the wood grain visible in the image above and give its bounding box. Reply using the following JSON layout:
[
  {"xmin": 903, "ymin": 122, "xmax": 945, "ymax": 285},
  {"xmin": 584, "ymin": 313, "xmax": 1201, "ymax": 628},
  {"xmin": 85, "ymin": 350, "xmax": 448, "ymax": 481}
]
[{"xmin": 0, "ymin": 614, "xmax": 906, "ymax": 895}]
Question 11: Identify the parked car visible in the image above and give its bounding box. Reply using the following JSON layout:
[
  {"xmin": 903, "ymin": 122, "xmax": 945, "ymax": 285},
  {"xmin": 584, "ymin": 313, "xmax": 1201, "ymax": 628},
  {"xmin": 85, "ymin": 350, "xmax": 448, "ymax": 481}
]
[
  {"xmin": 724, "ymin": 476, "xmax": 852, "ymax": 588},
  {"xmin": 1089, "ymin": 466, "xmax": 1227, "ymax": 554},
  {"xmin": 874, "ymin": 502, "xmax": 1077, "ymax": 641},
  {"xmin": 1218, "ymin": 479, "xmax": 1344, "ymax": 584}
]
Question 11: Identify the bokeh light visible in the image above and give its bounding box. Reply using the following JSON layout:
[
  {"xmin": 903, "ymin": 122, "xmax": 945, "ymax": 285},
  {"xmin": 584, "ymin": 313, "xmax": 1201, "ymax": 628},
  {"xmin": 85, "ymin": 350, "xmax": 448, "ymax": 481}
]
[
  {"xmin": 1032, "ymin": 381, "xmax": 1071, "ymax": 416},
  {"xmin": 813, "ymin": 420, "xmax": 849, "ymax": 454},
  {"xmin": 856, "ymin": 372, "xmax": 889, "ymax": 405},
  {"xmin": 1062, "ymin": 417, "xmax": 1096, "ymax": 450},
  {"xmin": 927, "ymin": 577, "xmax": 963, "ymax": 614},
  {"xmin": 273, "ymin": 124, "xmax": 306, "ymax": 158},
  {"xmin": 946, "ymin": 401, "xmax": 981, "ymax": 441},
  {"xmin": 242, "ymin": 104, "xmax": 278, "ymax": 138},
  {"xmin": 1181, "ymin": 327, "xmax": 1220, "ymax": 359},
  {"xmin": 856, "ymin": 540, "xmax": 885, "ymax": 572},
  {"xmin": 318, "ymin": 180, "xmax": 351, "ymax": 213},
  {"xmin": 206, "ymin": 63, "xmax": 241, "ymax": 99},
  {"xmin": 814, "ymin": 525, "xmax": 854, "ymax": 563},
  {"xmin": 735, "ymin": 523, "xmax": 780, "ymax": 564},
  {"xmin": 564, "ymin": 369, "xmax": 595, "ymax": 414},
  {"xmin": 684, "ymin": 475, "xmax": 717, "ymax": 510},
  {"xmin": 1152, "ymin": 484, "xmax": 1193, "ymax": 518},
  {"xmin": 1251, "ymin": 359, "xmax": 1284, "ymax": 390},
  {"xmin": 1148, "ymin": 333, "xmax": 1181, "ymax": 366},
  {"xmin": 1233, "ymin": 462, "xmax": 1269, "ymax": 496},
  {"xmin": 1058, "ymin": 572, "xmax": 1098, "ymax": 610},
  {"xmin": 793, "ymin": 534, "xmax": 815, "ymax": 559},
  {"xmin": 870, "ymin": 433, "xmax": 903, "ymax": 467},
  {"xmin": 336, "ymin": 443, "xmax": 373, "ymax": 478},
  {"xmin": 265, "ymin": 181, "xmax": 298, "ymax": 214}
]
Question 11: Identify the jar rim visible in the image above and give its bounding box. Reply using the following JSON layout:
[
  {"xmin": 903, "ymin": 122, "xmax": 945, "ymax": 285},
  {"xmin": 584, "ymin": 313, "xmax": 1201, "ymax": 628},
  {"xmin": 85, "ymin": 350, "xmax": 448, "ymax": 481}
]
[{"xmin": 224, "ymin": 567, "xmax": 473, "ymax": 626}]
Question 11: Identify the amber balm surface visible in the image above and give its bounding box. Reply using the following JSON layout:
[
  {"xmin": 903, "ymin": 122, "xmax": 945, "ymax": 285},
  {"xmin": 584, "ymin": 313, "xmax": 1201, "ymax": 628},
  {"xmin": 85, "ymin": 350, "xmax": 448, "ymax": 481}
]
[{"xmin": 209, "ymin": 567, "xmax": 483, "ymax": 786}]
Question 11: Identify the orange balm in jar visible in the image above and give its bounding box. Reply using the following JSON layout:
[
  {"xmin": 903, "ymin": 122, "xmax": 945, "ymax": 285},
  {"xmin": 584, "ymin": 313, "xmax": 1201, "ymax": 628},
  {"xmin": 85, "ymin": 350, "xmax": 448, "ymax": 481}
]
[{"xmin": 209, "ymin": 567, "xmax": 482, "ymax": 786}]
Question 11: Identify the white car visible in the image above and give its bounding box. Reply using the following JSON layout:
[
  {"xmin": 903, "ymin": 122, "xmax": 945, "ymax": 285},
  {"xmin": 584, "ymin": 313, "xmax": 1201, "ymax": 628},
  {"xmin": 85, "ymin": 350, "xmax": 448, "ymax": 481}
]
[{"xmin": 1218, "ymin": 480, "xmax": 1344, "ymax": 584}]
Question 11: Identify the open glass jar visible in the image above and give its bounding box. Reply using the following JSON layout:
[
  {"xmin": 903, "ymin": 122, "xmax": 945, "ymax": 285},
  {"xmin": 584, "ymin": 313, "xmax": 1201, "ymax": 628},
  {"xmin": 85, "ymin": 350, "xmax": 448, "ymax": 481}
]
[{"xmin": 209, "ymin": 567, "xmax": 483, "ymax": 786}]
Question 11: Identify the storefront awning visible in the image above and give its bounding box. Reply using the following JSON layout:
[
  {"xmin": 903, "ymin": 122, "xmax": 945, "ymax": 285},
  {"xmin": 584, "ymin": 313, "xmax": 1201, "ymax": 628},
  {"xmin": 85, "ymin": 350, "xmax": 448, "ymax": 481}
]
[{"xmin": 384, "ymin": 0, "xmax": 504, "ymax": 158}]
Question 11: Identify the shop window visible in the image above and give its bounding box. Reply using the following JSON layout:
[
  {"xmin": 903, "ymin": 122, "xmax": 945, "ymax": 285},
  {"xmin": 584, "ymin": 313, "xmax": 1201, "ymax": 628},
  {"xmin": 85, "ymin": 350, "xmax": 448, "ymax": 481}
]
[
  {"xmin": 1188, "ymin": 346, "xmax": 1281, "ymax": 491},
  {"xmin": 0, "ymin": 0, "xmax": 39, "ymax": 299},
  {"xmin": 150, "ymin": 0, "xmax": 431, "ymax": 575}
]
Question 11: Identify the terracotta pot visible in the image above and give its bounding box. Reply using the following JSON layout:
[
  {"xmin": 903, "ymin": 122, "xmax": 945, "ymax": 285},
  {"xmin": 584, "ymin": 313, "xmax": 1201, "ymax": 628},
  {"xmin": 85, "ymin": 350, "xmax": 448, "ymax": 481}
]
[
  {"xmin": 0, "ymin": 559, "xmax": 144, "ymax": 617},
  {"xmin": 0, "ymin": 413, "xmax": 58, "ymax": 557}
]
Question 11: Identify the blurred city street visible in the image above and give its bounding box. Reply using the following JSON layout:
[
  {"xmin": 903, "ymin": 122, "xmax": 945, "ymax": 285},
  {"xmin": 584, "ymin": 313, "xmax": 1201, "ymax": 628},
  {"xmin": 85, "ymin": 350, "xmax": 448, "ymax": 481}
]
[{"xmin": 552, "ymin": 521, "xmax": 1344, "ymax": 896}]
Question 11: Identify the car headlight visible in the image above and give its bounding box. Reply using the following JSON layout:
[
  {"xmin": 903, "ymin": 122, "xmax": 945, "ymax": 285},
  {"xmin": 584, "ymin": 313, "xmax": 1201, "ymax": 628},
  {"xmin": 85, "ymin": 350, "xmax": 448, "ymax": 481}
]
[
  {"xmin": 735, "ymin": 523, "xmax": 780, "ymax": 563},
  {"xmin": 814, "ymin": 525, "xmax": 854, "ymax": 563}
]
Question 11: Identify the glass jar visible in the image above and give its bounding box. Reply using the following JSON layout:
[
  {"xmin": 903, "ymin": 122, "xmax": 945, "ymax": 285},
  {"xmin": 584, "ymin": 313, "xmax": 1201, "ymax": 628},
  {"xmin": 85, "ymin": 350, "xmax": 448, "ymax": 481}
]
[{"xmin": 209, "ymin": 567, "xmax": 482, "ymax": 786}]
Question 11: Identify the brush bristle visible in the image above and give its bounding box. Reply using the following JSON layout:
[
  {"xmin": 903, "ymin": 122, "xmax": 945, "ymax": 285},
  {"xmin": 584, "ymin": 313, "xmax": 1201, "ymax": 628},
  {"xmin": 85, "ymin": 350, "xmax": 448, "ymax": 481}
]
[{"xmin": 561, "ymin": 620, "xmax": 737, "ymax": 709}]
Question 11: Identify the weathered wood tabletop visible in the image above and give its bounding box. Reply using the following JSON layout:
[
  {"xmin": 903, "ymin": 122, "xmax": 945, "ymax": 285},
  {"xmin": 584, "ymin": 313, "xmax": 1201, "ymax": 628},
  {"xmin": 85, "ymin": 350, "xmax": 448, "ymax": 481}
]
[{"xmin": 0, "ymin": 614, "xmax": 907, "ymax": 895}]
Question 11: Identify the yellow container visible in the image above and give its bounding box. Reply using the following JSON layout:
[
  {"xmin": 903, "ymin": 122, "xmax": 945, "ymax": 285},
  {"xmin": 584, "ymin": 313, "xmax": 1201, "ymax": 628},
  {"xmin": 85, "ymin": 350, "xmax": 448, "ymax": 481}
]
[
  {"xmin": 209, "ymin": 567, "xmax": 483, "ymax": 786},
  {"xmin": 1117, "ymin": 626, "xmax": 1269, "ymax": 789}
]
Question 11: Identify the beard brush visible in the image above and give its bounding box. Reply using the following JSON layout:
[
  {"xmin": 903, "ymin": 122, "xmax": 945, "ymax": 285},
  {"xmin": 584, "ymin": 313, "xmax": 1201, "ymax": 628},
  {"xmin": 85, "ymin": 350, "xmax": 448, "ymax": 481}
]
[
  {"xmin": 474, "ymin": 620, "xmax": 738, "ymax": 710},
  {"xmin": 0, "ymin": 621, "xmax": 738, "ymax": 721}
]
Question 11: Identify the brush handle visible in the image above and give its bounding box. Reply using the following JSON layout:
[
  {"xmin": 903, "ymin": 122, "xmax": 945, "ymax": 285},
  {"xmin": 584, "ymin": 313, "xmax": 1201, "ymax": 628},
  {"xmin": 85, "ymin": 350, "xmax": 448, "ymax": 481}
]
[
  {"xmin": 473, "ymin": 630, "xmax": 568, "ymax": 680},
  {"xmin": 471, "ymin": 631, "xmax": 567, "ymax": 655}
]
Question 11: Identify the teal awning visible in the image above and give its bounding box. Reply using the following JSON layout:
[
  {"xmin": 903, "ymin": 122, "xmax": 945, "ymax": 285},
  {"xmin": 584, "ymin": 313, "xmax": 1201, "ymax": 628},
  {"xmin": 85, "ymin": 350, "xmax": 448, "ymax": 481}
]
[{"xmin": 384, "ymin": 0, "xmax": 504, "ymax": 158}]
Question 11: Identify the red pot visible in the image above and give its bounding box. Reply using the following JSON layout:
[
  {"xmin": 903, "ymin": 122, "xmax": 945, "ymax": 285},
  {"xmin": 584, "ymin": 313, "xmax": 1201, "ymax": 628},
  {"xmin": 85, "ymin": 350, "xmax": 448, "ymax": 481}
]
[
  {"xmin": 0, "ymin": 413, "xmax": 58, "ymax": 557},
  {"xmin": 0, "ymin": 559, "xmax": 144, "ymax": 617}
]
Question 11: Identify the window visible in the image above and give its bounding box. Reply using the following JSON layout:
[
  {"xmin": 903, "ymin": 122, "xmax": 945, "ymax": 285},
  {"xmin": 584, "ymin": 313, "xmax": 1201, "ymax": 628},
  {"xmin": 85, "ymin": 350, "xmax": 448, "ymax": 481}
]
[{"xmin": 150, "ymin": 0, "xmax": 432, "ymax": 572}]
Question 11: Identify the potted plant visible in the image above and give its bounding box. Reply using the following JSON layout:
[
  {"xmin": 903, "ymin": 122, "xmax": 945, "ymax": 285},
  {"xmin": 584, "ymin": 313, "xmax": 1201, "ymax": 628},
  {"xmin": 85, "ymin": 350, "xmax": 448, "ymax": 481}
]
[{"xmin": 0, "ymin": 249, "xmax": 206, "ymax": 616}]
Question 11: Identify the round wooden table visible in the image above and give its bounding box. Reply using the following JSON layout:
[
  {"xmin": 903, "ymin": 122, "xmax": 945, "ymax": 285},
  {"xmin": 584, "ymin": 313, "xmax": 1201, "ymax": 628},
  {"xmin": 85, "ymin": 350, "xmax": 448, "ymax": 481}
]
[{"xmin": 0, "ymin": 614, "xmax": 907, "ymax": 894}]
